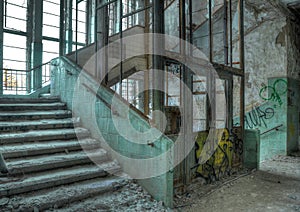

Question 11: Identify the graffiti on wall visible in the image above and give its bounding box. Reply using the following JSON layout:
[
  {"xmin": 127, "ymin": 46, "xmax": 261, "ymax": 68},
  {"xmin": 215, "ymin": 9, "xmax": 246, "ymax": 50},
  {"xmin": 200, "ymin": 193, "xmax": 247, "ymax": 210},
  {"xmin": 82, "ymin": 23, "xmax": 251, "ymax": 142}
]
[
  {"xmin": 244, "ymin": 106, "xmax": 275, "ymax": 129},
  {"xmin": 231, "ymin": 127, "xmax": 243, "ymax": 167},
  {"xmin": 259, "ymin": 79, "xmax": 287, "ymax": 107},
  {"xmin": 194, "ymin": 128, "xmax": 243, "ymax": 182}
]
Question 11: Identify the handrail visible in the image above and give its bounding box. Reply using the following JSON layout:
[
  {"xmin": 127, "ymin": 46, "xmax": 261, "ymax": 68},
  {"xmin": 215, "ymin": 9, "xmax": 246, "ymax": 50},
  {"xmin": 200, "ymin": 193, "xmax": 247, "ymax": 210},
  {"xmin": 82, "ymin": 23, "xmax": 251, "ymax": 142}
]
[
  {"xmin": 2, "ymin": 61, "xmax": 52, "ymax": 95},
  {"xmin": 82, "ymin": 82, "xmax": 150, "ymax": 123},
  {"xmin": 260, "ymin": 124, "xmax": 283, "ymax": 135}
]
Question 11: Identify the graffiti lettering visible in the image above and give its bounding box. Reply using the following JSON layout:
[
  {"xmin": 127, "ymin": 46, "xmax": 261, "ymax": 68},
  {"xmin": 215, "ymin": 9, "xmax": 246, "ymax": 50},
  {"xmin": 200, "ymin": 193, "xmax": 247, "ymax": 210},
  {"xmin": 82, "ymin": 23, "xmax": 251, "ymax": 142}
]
[
  {"xmin": 244, "ymin": 106, "xmax": 275, "ymax": 129},
  {"xmin": 194, "ymin": 128, "xmax": 243, "ymax": 182},
  {"xmin": 259, "ymin": 79, "xmax": 287, "ymax": 106},
  {"xmin": 230, "ymin": 127, "xmax": 243, "ymax": 167},
  {"xmin": 230, "ymin": 128, "xmax": 243, "ymax": 155}
]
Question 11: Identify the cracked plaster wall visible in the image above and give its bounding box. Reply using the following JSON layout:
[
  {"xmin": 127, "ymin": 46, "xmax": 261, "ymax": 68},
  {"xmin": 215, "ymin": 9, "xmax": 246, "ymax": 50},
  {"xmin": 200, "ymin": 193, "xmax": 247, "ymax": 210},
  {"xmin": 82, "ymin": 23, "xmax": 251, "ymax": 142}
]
[{"xmin": 243, "ymin": 1, "xmax": 288, "ymax": 110}]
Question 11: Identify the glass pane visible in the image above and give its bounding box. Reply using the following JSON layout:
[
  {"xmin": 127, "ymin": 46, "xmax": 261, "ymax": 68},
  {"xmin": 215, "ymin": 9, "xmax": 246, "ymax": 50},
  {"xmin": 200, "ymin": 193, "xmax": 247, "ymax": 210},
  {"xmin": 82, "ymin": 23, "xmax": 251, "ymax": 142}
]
[
  {"xmin": 43, "ymin": 40, "xmax": 59, "ymax": 63},
  {"xmin": 43, "ymin": 25, "xmax": 59, "ymax": 38},
  {"xmin": 3, "ymin": 46, "xmax": 26, "ymax": 62},
  {"xmin": 43, "ymin": 13, "xmax": 60, "ymax": 27},
  {"xmin": 3, "ymin": 59, "xmax": 26, "ymax": 70},
  {"xmin": 193, "ymin": 75, "xmax": 207, "ymax": 132},
  {"xmin": 166, "ymin": 63, "xmax": 181, "ymax": 106},
  {"xmin": 5, "ymin": 17, "xmax": 27, "ymax": 31},
  {"xmin": 43, "ymin": 0, "xmax": 60, "ymax": 14},
  {"xmin": 216, "ymin": 79, "xmax": 226, "ymax": 128},
  {"xmin": 72, "ymin": 0, "xmax": 87, "ymax": 46},
  {"xmin": 3, "ymin": 33, "xmax": 27, "ymax": 70},
  {"xmin": 233, "ymin": 75, "xmax": 241, "ymax": 126},
  {"xmin": 3, "ymin": 33, "xmax": 26, "ymax": 49},
  {"xmin": 164, "ymin": 0, "xmax": 179, "ymax": 53},
  {"xmin": 6, "ymin": 3, "xmax": 27, "ymax": 19},
  {"xmin": 5, "ymin": 1, "xmax": 27, "ymax": 31}
]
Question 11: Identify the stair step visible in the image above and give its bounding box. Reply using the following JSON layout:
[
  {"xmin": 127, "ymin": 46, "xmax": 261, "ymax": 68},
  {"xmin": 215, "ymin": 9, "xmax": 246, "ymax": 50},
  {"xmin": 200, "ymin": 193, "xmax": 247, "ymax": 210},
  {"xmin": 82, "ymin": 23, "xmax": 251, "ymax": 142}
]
[
  {"xmin": 0, "ymin": 177, "xmax": 124, "ymax": 211},
  {"xmin": 6, "ymin": 150, "xmax": 108, "ymax": 175},
  {"xmin": 0, "ymin": 118, "xmax": 79, "ymax": 132},
  {"xmin": 0, "ymin": 97, "xmax": 60, "ymax": 104},
  {"xmin": 0, "ymin": 110, "xmax": 72, "ymax": 121},
  {"xmin": 1, "ymin": 138, "xmax": 100, "ymax": 159},
  {"xmin": 39, "ymin": 93, "xmax": 52, "ymax": 98},
  {"xmin": 0, "ymin": 102, "xmax": 67, "ymax": 111},
  {"xmin": 0, "ymin": 128, "xmax": 90, "ymax": 144},
  {"xmin": 0, "ymin": 98, "xmax": 124, "ymax": 210},
  {"xmin": 0, "ymin": 161, "xmax": 121, "ymax": 197}
]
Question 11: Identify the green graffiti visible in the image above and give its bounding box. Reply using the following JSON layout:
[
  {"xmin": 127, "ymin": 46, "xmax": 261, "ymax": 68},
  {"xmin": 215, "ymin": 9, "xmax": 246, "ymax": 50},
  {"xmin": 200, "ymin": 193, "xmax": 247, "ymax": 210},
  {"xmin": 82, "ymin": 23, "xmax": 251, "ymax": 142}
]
[{"xmin": 259, "ymin": 79, "xmax": 287, "ymax": 106}]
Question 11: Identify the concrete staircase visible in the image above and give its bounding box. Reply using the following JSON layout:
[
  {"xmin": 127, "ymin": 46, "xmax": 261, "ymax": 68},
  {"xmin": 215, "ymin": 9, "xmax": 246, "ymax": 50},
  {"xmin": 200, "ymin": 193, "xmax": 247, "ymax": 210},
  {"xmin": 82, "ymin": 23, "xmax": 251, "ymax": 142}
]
[{"xmin": 0, "ymin": 97, "xmax": 125, "ymax": 211}]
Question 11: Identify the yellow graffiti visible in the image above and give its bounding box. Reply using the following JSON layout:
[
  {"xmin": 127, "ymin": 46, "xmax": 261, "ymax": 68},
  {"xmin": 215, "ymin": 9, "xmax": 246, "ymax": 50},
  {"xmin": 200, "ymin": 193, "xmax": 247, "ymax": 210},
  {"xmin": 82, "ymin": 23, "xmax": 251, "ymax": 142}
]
[{"xmin": 195, "ymin": 128, "xmax": 233, "ymax": 180}]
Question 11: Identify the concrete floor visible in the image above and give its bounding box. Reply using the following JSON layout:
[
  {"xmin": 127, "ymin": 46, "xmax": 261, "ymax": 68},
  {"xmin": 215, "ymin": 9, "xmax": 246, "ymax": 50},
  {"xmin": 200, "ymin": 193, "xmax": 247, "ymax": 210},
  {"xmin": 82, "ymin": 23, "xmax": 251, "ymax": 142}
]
[
  {"xmin": 1, "ymin": 153, "xmax": 299, "ymax": 211},
  {"xmin": 175, "ymin": 152, "xmax": 300, "ymax": 212}
]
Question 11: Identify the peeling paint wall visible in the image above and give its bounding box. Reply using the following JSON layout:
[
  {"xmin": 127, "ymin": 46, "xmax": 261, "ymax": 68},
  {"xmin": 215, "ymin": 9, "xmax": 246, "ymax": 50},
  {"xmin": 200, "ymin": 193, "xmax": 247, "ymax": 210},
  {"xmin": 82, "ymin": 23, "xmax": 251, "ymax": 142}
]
[
  {"xmin": 235, "ymin": 2, "xmax": 300, "ymax": 159},
  {"xmin": 243, "ymin": 1, "xmax": 288, "ymax": 109}
]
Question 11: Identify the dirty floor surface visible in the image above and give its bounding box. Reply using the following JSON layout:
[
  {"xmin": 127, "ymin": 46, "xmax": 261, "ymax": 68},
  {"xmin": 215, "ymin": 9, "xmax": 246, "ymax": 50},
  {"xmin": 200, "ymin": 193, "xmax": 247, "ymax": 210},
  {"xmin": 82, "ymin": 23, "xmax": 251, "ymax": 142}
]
[
  {"xmin": 1, "ymin": 154, "xmax": 299, "ymax": 211},
  {"xmin": 175, "ymin": 154, "xmax": 300, "ymax": 212}
]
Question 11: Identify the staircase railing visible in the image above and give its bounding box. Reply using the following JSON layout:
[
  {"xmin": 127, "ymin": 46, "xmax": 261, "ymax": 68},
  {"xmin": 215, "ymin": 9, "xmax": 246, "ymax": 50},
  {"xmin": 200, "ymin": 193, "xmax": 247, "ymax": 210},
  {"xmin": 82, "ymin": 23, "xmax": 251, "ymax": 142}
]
[
  {"xmin": 260, "ymin": 124, "xmax": 283, "ymax": 136},
  {"xmin": 1, "ymin": 61, "xmax": 51, "ymax": 95}
]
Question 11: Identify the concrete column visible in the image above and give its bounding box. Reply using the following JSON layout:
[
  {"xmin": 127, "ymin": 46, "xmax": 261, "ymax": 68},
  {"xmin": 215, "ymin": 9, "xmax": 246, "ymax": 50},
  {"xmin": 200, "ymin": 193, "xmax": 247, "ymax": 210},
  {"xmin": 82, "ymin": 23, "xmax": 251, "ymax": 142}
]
[
  {"xmin": 0, "ymin": 1, "xmax": 3, "ymax": 95},
  {"xmin": 65, "ymin": 0, "xmax": 73, "ymax": 54},
  {"xmin": 238, "ymin": 0, "xmax": 245, "ymax": 159},
  {"xmin": 59, "ymin": 0, "xmax": 65, "ymax": 56},
  {"xmin": 143, "ymin": 0, "xmax": 150, "ymax": 115},
  {"xmin": 180, "ymin": 0, "xmax": 194, "ymax": 185},
  {"xmin": 95, "ymin": 0, "xmax": 109, "ymax": 82},
  {"xmin": 86, "ymin": 0, "xmax": 96, "ymax": 44},
  {"xmin": 152, "ymin": 0, "xmax": 165, "ymax": 131},
  {"xmin": 26, "ymin": 0, "xmax": 34, "ymax": 92},
  {"xmin": 31, "ymin": 0, "xmax": 43, "ymax": 90}
]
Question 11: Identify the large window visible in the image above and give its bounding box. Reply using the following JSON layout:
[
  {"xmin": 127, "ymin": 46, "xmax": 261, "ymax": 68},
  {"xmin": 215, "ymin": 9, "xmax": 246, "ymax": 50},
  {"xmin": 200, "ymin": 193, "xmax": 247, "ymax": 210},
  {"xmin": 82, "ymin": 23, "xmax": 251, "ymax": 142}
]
[
  {"xmin": 3, "ymin": 33, "xmax": 27, "ymax": 94},
  {"xmin": 4, "ymin": 0, "xmax": 27, "ymax": 32},
  {"xmin": 3, "ymin": 33, "xmax": 27, "ymax": 70},
  {"xmin": 0, "ymin": 0, "xmax": 91, "ymax": 94},
  {"xmin": 42, "ymin": 0, "xmax": 60, "ymax": 63},
  {"xmin": 43, "ymin": 0, "xmax": 60, "ymax": 39},
  {"xmin": 72, "ymin": 0, "xmax": 87, "ymax": 50},
  {"xmin": 3, "ymin": 0, "xmax": 28, "ymax": 70}
]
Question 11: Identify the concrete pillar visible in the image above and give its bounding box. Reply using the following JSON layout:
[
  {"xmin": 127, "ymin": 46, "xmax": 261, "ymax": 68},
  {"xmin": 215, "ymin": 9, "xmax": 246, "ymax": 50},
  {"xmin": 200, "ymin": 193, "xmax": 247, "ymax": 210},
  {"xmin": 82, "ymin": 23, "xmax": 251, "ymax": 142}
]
[
  {"xmin": 65, "ymin": 0, "xmax": 73, "ymax": 54},
  {"xmin": 152, "ymin": 0, "xmax": 165, "ymax": 131},
  {"xmin": 95, "ymin": 0, "xmax": 109, "ymax": 82},
  {"xmin": 180, "ymin": 0, "xmax": 194, "ymax": 185},
  {"xmin": 26, "ymin": 0, "xmax": 34, "ymax": 92},
  {"xmin": 87, "ymin": 0, "xmax": 96, "ymax": 44},
  {"xmin": 143, "ymin": 0, "xmax": 150, "ymax": 115},
  {"xmin": 238, "ymin": 0, "xmax": 245, "ymax": 161},
  {"xmin": 59, "ymin": 0, "xmax": 65, "ymax": 56},
  {"xmin": 31, "ymin": 0, "xmax": 43, "ymax": 90},
  {"xmin": 0, "ymin": 1, "xmax": 3, "ymax": 95}
]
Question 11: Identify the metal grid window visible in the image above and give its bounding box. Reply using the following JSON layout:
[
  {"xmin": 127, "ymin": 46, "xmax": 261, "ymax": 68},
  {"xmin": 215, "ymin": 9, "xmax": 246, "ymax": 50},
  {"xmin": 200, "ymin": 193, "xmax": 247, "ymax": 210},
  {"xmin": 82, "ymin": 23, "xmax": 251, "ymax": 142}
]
[
  {"xmin": 4, "ymin": 0, "xmax": 27, "ymax": 32},
  {"xmin": 72, "ymin": 0, "xmax": 87, "ymax": 50}
]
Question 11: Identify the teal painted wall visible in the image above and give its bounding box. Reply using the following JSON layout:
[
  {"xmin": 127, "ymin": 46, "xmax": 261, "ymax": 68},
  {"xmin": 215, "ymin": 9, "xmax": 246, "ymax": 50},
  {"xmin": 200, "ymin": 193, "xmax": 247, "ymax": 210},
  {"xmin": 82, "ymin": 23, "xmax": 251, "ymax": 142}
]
[
  {"xmin": 287, "ymin": 78, "xmax": 300, "ymax": 154},
  {"xmin": 235, "ymin": 77, "xmax": 299, "ymax": 163},
  {"xmin": 244, "ymin": 129, "xmax": 260, "ymax": 169},
  {"xmin": 50, "ymin": 57, "xmax": 174, "ymax": 208}
]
